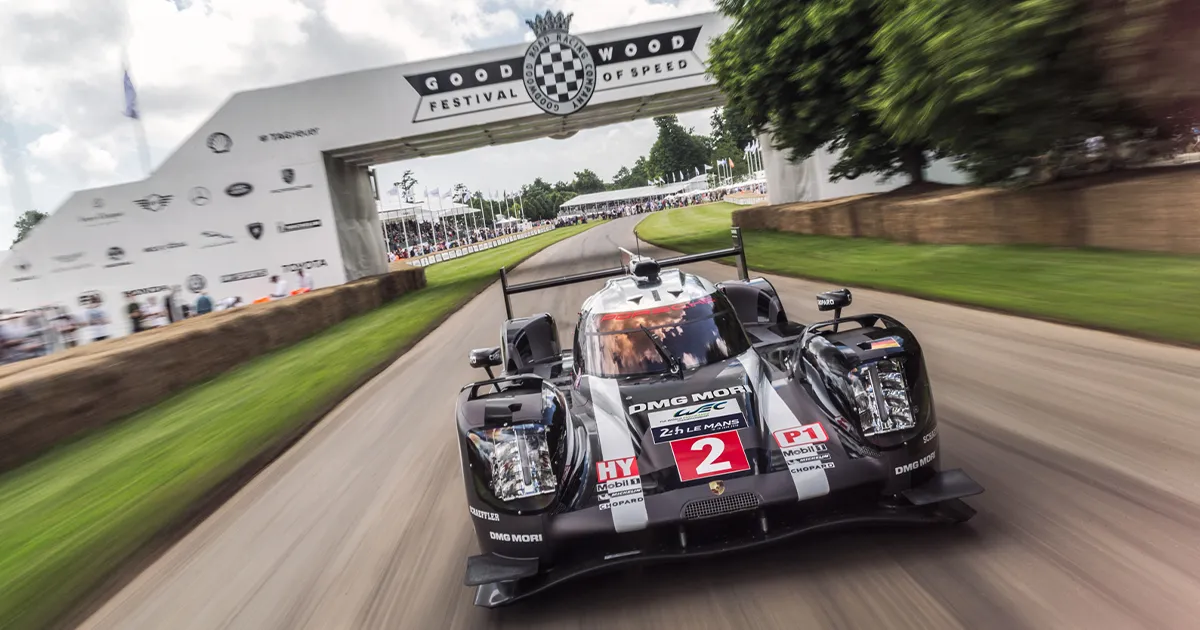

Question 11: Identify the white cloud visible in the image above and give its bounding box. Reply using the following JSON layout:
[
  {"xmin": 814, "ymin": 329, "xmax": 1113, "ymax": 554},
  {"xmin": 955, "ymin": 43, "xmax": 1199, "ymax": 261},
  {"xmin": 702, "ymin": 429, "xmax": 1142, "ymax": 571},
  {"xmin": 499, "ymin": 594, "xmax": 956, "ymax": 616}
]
[{"xmin": 0, "ymin": 0, "xmax": 720, "ymax": 247}]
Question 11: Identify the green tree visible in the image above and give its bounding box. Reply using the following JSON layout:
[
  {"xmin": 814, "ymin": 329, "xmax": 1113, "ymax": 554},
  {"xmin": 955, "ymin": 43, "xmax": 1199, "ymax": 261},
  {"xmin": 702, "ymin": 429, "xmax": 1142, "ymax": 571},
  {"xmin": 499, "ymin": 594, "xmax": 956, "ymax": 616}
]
[
  {"xmin": 571, "ymin": 169, "xmax": 606, "ymax": 194},
  {"xmin": 12, "ymin": 209, "xmax": 47, "ymax": 246},
  {"xmin": 646, "ymin": 115, "xmax": 711, "ymax": 182},
  {"xmin": 711, "ymin": 107, "xmax": 754, "ymax": 153},
  {"xmin": 709, "ymin": 0, "xmax": 932, "ymax": 183},
  {"xmin": 399, "ymin": 170, "xmax": 418, "ymax": 202},
  {"xmin": 451, "ymin": 182, "xmax": 470, "ymax": 203},
  {"xmin": 870, "ymin": 0, "xmax": 1138, "ymax": 182}
]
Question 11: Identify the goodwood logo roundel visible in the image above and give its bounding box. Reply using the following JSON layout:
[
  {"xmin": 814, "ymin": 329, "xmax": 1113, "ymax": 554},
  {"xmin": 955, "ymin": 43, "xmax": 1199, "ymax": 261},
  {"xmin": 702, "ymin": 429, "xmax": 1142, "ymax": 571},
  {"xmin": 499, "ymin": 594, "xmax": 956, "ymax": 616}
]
[{"xmin": 522, "ymin": 11, "xmax": 596, "ymax": 116}]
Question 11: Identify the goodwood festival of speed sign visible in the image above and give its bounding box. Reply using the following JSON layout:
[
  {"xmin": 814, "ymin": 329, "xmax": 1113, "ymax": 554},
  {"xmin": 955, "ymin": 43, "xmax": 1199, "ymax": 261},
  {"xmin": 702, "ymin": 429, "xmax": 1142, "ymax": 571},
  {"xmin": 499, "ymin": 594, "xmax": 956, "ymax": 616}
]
[{"xmin": 403, "ymin": 11, "xmax": 704, "ymax": 122}]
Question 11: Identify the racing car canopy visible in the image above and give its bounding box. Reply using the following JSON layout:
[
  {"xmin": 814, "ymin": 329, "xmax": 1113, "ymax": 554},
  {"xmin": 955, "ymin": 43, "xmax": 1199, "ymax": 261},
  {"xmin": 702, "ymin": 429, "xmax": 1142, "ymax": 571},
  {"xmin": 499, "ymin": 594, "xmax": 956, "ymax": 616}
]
[{"xmin": 576, "ymin": 269, "xmax": 752, "ymax": 378}]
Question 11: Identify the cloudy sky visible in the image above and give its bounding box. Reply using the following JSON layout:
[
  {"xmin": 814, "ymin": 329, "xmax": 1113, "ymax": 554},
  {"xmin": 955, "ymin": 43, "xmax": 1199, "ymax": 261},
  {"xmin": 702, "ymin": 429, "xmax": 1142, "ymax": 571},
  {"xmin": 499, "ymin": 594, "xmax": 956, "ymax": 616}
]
[{"xmin": 0, "ymin": 0, "xmax": 719, "ymax": 248}]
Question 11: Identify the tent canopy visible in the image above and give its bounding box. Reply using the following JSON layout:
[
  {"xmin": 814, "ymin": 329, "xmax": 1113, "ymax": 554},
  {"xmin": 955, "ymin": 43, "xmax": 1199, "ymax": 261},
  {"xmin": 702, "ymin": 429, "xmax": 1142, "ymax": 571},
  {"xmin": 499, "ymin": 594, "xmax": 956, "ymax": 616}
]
[
  {"xmin": 377, "ymin": 200, "xmax": 482, "ymax": 221},
  {"xmin": 558, "ymin": 182, "xmax": 691, "ymax": 210}
]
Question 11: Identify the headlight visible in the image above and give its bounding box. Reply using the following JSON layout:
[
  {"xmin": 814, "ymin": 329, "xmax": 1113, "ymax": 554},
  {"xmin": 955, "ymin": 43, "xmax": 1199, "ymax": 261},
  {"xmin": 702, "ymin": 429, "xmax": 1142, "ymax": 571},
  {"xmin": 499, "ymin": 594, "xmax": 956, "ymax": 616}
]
[
  {"xmin": 468, "ymin": 425, "xmax": 558, "ymax": 501},
  {"xmin": 848, "ymin": 358, "xmax": 916, "ymax": 436}
]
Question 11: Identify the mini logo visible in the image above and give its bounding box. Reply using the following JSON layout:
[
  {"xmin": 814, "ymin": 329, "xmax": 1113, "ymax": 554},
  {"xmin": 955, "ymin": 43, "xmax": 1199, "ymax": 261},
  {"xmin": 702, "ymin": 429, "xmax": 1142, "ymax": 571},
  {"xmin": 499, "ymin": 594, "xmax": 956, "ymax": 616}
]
[
  {"xmin": 281, "ymin": 168, "xmax": 295, "ymax": 184},
  {"xmin": 186, "ymin": 274, "xmax": 207, "ymax": 293},
  {"xmin": 708, "ymin": 480, "xmax": 725, "ymax": 496},
  {"xmin": 282, "ymin": 259, "xmax": 328, "ymax": 273},
  {"xmin": 522, "ymin": 11, "xmax": 596, "ymax": 116},
  {"xmin": 189, "ymin": 187, "xmax": 212, "ymax": 206},
  {"xmin": 135, "ymin": 194, "xmax": 173, "ymax": 212},
  {"xmin": 226, "ymin": 183, "xmax": 253, "ymax": 197},
  {"xmin": 92, "ymin": 198, "xmax": 105, "ymax": 208},
  {"xmin": 248, "ymin": 223, "xmax": 264, "ymax": 240},
  {"xmin": 277, "ymin": 219, "xmax": 322, "ymax": 233},
  {"xmin": 258, "ymin": 128, "xmax": 319, "ymax": 142},
  {"xmin": 207, "ymin": 132, "xmax": 232, "ymax": 153}
]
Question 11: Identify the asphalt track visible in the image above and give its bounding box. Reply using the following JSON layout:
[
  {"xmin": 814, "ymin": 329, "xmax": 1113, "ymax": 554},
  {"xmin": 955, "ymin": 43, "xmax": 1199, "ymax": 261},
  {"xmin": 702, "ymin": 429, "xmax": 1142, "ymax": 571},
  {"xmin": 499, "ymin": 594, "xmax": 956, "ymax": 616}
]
[{"xmin": 80, "ymin": 215, "xmax": 1200, "ymax": 630}]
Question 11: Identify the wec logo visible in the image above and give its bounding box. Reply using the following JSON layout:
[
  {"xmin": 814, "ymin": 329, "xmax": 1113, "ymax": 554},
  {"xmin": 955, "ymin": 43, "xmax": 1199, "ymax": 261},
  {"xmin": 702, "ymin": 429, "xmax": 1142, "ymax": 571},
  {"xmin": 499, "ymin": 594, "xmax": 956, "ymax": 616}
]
[{"xmin": 673, "ymin": 401, "xmax": 729, "ymax": 418}]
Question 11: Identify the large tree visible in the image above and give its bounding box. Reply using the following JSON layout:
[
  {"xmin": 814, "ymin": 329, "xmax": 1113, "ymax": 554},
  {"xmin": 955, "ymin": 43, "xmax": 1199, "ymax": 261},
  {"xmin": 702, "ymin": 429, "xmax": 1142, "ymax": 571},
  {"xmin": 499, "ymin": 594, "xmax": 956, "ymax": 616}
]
[
  {"xmin": 571, "ymin": 169, "xmax": 606, "ymax": 194},
  {"xmin": 646, "ymin": 115, "xmax": 711, "ymax": 182},
  {"xmin": 870, "ymin": 0, "xmax": 1142, "ymax": 182},
  {"xmin": 12, "ymin": 209, "xmax": 47, "ymax": 246},
  {"xmin": 710, "ymin": 107, "xmax": 755, "ymax": 154},
  {"xmin": 709, "ymin": 0, "xmax": 932, "ymax": 183}
]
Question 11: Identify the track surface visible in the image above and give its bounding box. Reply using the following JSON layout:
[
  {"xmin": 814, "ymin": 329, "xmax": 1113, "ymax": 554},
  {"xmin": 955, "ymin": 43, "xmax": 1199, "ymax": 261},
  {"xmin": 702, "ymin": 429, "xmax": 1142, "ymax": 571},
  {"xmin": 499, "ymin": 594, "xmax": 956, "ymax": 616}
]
[{"xmin": 80, "ymin": 216, "xmax": 1200, "ymax": 629}]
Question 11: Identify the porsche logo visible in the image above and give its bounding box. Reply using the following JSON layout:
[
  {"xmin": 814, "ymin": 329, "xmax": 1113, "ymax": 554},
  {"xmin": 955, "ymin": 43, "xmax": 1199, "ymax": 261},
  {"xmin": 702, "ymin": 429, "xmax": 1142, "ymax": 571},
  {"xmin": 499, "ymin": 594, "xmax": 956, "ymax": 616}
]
[{"xmin": 708, "ymin": 480, "xmax": 725, "ymax": 496}]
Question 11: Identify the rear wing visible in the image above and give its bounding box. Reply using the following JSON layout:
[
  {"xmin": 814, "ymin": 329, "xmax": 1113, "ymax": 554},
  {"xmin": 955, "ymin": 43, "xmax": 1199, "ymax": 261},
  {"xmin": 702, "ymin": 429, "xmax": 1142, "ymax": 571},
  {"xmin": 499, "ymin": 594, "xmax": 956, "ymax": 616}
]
[{"xmin": 499, "ymin": 227, "xmax": 750, "ymax": 319}]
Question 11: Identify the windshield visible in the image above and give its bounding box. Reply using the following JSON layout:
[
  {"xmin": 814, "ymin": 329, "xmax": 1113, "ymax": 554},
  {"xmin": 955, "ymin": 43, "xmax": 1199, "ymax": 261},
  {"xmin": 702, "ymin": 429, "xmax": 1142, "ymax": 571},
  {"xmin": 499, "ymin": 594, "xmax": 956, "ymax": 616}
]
[{"xmin": 580, "ymin": 292, "xmax": 751, "ymax": 377}]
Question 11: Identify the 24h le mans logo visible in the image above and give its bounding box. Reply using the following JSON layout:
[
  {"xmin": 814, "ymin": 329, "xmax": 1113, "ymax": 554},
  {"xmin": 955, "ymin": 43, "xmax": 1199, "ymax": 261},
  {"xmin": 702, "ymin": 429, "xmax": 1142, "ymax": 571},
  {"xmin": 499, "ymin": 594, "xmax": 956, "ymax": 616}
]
[{"xmin": 522, "ymin": 11, "xmax": 596, "ymax": 116}]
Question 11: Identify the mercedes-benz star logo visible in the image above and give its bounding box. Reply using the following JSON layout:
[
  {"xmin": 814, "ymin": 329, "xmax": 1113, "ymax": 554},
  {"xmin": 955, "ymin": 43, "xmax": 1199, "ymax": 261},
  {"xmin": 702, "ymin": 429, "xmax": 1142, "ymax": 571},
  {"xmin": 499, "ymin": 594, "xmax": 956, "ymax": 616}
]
[
  {"xmin": 522, "ymin": 11, "xmax": 596, "ymax": 116},
  {"xmin": 189, "ymin": 187, "xmax": 211, "ymax": 206}
]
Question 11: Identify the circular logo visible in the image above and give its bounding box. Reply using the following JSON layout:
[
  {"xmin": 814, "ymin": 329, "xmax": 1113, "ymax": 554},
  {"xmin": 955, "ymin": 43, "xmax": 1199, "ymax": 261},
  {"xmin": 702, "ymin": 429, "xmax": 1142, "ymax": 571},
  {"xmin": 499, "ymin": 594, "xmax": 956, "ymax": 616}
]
[
  {"xmin": 189, "ymin": 187, "xmax": 211, "ymax": 206},
  {"xmin": 107, "ymin": 247, "xmax": 125, "ymax": 261},
  {"xmin": 186, "ymin": 274, "xmax": 207, "ymax": 293},
  {"xmin": 226, "ymin": 183, "xmax": 253, "ymax": 197},
  {"xmin": 206, "ymin": 132, "xmax": 232, "ymax": 153},
  {"xmin": 522, "ymin": 31, "xmax": 596, "ymax": 116}
]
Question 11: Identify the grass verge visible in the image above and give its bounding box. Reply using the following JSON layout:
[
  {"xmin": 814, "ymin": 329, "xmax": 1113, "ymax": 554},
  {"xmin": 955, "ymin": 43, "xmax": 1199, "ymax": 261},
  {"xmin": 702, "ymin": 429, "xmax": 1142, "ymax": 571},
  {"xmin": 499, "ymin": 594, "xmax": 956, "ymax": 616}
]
[
  {"xmin": 0, "ymin": 223, "xmax": 598, "ymax": 630},
  {"xmin": 637, "ymin": 202, "xmax": 1200, "ymax": 345}
]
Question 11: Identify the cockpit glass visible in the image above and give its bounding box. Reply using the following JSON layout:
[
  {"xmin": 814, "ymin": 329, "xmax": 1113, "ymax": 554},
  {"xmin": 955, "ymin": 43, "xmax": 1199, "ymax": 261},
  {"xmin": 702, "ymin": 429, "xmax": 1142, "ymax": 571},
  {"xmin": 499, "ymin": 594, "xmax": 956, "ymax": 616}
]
[{"xmin": 581, "ymin": 292, "xmax": 750, "ymax": 377}]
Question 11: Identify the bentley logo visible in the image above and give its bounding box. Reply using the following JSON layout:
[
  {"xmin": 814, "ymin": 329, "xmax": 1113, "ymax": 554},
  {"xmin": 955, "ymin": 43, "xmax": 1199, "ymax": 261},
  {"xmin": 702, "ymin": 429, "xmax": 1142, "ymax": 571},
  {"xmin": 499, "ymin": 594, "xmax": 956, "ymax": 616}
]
[
  {"xmin": 708, "ymin": 480, "xmax": 725, "ymax": 496},
  {"xmin": 281, "ymin": 168, "xmax": 295, "ymax": 185},
  {"xmin": 134, "ymin": 194, "xmax": 173, "ymax": 212},
  {"xmin": 522, "ymin": 11, "xmax": 596, "ymax": 116}
]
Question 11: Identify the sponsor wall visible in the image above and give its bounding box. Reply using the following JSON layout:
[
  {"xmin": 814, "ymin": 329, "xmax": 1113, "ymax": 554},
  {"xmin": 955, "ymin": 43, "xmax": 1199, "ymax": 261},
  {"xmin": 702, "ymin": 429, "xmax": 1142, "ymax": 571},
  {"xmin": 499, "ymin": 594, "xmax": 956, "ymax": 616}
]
[{"xmin": 0, "ymin": 10, "xmax": 737, "ymax": 338}]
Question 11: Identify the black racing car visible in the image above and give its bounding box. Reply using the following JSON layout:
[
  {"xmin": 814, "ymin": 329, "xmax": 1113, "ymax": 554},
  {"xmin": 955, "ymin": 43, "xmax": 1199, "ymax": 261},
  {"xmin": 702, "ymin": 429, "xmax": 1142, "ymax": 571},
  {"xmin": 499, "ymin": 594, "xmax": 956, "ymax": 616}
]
[{"xmin": 456, "ymin": 228, "xmax": 983, "ymax": 607}]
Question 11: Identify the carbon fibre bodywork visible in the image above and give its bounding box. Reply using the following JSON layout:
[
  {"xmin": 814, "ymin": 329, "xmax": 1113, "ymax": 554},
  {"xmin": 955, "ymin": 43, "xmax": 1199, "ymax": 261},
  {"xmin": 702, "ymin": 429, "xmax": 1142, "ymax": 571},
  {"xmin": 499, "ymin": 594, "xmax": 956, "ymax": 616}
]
[{"xmin": 457, "ymin": 236, "xmax": 982, "ymax": 607}]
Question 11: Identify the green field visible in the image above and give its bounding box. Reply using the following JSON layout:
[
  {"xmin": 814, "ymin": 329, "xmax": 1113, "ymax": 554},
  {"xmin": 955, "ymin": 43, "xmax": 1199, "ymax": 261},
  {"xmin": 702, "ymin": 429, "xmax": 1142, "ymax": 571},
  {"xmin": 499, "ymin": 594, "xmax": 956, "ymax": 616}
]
[
  {"xmin": 0, "ymin": 223, "xmax": 597, "ymax": 630},
  {"xmin": 637, "ymin": 202, "xmax": 1200, "ymax": 344}
]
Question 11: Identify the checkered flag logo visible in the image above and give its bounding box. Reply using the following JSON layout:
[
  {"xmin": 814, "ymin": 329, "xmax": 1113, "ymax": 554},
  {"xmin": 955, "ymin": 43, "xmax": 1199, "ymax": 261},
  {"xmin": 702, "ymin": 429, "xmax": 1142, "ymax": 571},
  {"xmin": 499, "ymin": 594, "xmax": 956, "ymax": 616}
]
[
  {"xmin": 522, "ymin": 10, "xmax": 596, "ymax": 116},
  {"xmin": 533, "ymin": 43, "xmax": 585, "ymax": 103}
]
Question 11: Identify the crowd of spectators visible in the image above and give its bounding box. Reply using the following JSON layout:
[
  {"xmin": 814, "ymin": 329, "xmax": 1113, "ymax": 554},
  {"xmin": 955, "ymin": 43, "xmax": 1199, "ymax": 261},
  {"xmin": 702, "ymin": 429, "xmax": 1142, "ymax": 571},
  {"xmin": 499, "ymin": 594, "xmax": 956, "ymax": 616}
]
[
  {"xmin": 0, "ymin": 269, "xmax": 318, "ymax": 367},
  {"xmin": 383, "ymin": 217, "xmax": 531, "ymax": 259}
]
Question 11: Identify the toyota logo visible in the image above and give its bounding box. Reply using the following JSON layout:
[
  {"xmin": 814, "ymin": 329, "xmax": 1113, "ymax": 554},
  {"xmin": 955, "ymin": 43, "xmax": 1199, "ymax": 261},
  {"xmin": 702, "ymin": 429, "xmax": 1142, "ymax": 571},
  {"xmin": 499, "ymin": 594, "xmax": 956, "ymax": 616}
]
[
  {"xmin": 189, "ymin": 187, "xmax": 212, "ymax": 205},
  {"xmin": 226, "ymin": 182, "xmax": 253, "ymax": 197}
]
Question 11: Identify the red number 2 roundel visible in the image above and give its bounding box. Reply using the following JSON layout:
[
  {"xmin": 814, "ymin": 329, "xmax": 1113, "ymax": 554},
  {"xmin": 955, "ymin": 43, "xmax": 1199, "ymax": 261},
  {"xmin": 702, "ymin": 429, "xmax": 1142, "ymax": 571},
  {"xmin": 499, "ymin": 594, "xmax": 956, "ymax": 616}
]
[{"xmin": 669, "ymin": 430, "xmax": 751, "ymax": 482}]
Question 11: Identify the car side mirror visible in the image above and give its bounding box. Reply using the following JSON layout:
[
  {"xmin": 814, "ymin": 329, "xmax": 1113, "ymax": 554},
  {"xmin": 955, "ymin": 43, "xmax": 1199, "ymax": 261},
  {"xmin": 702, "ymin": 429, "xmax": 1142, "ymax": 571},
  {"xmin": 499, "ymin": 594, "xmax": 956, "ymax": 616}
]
[
  {"xmin": 469, "ymin": 346, "xmax": 503, "ymax": 378},
  {"xmin": 816, "ymin": 289, "xmax": 852, "ymax": 330}
]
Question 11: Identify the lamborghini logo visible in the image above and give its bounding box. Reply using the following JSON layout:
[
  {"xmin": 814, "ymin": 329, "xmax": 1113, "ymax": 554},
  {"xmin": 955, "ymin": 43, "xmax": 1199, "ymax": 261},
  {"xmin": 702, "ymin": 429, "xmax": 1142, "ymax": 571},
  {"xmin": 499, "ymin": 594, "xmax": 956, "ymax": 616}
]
[{"xmin": 708, "ymin": 480, "xmax": 725, "ymax": 496}]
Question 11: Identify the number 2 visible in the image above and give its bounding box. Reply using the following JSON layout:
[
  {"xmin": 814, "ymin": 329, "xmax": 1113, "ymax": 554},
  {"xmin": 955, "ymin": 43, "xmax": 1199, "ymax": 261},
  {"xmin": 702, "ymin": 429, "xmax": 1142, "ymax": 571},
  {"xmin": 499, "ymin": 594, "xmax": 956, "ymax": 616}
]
[{"xmin": 693, "ymin": 437, "xmax": 732, "ymax": 475}]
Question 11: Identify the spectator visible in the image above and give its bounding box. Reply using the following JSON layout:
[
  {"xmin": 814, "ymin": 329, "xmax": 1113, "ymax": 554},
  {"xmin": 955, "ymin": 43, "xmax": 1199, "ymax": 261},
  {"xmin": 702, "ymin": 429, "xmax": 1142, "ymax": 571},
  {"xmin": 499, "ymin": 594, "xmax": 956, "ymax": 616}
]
[
  {"xmin": 269, "ymin": 275, "xmax": 288, "ymax": 299},
  {"xmin": 215, "ymin": 296, "xmax": 242, "ymax": 311},
  {"xmin": 53, "ymin": 306, "xmax": 79, "ymax": 349},
  {"xmin": 85, "ymin": 298, "xmax": 110, "ymax": 342},
  {"xmin": 127, "ymin": 296, "xmax": 146, "ymax": 333},
  {"xmin": 297, "ymin": 269, "xmax": 315, "ymax": 292},
  {"xmin": 164, "ymin": 286, "xmax": 184, "ymax": 323},
  {"xmin": 195, "ymin": 291, "xmax": 214, "ymax": 315},
  {"xmin": 143, "ymin": 296, "xmax": 168, "ymax": 328}
]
